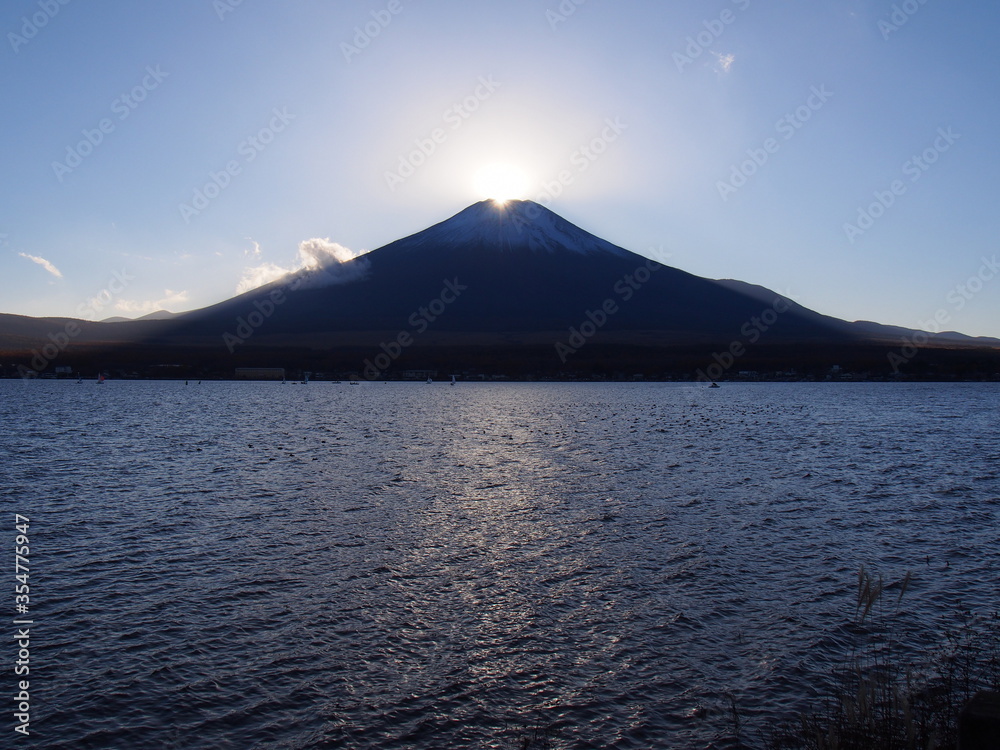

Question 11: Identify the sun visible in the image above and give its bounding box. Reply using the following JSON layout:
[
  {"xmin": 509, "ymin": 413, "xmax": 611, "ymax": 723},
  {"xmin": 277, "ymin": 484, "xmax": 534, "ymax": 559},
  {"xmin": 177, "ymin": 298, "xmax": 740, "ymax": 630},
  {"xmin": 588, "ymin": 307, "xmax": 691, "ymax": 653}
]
[{"xmin": 473, "ymin": 163, "xmax": 530, "ymax": 204}]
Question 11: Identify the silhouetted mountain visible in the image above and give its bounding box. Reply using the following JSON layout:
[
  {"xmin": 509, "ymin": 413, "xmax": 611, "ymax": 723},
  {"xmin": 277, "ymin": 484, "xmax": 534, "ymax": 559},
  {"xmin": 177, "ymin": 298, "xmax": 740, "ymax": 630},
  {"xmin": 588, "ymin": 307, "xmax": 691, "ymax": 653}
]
[
  {"xmin": 2, "ymin": 200, "xmax": 999, "ymax": 379},
  {"xmin": 169, "ymin": 200, "xmax": 864, "ymax": 342}
]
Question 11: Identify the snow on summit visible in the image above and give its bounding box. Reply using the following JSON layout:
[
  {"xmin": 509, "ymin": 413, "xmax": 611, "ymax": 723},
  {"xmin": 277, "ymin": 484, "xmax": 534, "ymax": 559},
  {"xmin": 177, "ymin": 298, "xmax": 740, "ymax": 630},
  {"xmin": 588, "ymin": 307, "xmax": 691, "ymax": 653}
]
[{"xmin": 398, "ymin": 200, "xmax": 632, "ymax": 256}]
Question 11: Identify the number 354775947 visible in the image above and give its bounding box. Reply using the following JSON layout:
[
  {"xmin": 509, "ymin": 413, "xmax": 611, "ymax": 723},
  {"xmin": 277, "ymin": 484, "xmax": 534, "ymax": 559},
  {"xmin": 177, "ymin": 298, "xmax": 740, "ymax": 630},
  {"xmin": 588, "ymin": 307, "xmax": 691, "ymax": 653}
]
[{"xmin": 14, "ymin": 515, "xmax": 30, "ymax": 610}]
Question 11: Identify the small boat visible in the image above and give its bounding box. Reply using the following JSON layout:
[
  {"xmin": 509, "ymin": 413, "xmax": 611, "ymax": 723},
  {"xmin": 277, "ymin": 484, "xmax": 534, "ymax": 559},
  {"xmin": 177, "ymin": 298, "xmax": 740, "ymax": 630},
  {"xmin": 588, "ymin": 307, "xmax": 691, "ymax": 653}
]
[
  {"xmin": 97, "ymin": 373, "xmax": 106, "ymax": 385},
  {"xmin": 450, "ymin": 375, "xmax": 456, "ymax": 386},
  {"xmin": 426, "ymin": 377, "xmax": 433, "ymax": 384},
  {"xmin": 709, "ymin": 382, "xmax": 720, "ymax": 388}
]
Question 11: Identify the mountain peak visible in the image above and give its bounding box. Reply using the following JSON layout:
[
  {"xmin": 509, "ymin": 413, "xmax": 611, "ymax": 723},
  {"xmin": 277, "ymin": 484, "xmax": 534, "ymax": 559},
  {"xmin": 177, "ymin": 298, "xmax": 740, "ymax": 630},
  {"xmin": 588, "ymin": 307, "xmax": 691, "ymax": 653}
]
[{"xmin": 391, "ymin": 199, "xmax": 631, "ymax": 257}]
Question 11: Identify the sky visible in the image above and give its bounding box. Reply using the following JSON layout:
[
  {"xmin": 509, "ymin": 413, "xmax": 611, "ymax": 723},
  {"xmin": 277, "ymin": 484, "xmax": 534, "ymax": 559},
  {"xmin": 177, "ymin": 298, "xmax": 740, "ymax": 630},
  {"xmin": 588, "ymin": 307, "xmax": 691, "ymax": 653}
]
[{"xmin": 2, "ymin": 0, "xmax": 999, "ymax": 337}]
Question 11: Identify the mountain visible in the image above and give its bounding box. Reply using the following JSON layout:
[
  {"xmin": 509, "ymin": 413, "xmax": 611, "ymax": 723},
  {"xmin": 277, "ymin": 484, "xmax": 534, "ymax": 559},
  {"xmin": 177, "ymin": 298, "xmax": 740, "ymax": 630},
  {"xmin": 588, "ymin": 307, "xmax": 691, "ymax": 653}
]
[
  {"xmin": 101, "ymin": 310, "xmax": 181, "ymax": 323},
  {"xmin": 173, "ymin": 200, "xmax": 858, "ymax": 340},
  {"xmin": 2, "ymin": 200, "xmax": 999, "ymax": 379}
]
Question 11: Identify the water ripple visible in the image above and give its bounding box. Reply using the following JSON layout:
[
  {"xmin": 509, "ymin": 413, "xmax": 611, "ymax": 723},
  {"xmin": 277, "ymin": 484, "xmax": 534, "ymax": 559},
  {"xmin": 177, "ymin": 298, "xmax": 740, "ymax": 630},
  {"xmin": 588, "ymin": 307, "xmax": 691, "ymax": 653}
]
[{"xmin": 1, "ymin": 381, "xmax": 998, "ymax": 748}]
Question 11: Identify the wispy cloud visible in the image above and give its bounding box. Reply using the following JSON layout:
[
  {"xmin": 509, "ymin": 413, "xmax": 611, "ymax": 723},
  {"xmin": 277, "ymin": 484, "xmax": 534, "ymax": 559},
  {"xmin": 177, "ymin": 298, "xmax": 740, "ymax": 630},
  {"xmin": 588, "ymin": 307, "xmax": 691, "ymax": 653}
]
[
  {"xmin": 712, "ymin": 52, "xmax": 736, "ymax": 74},
  {"xmin": 115, "ymin": 289, "xmax": 190, "ymax": 316},
  {"xmin": 19, "ymin": 252, "xmax": 63, "ymax": 278},
  {"xmin": 236, "ymin": 238, "xmax": 369, "ymax": 294}
]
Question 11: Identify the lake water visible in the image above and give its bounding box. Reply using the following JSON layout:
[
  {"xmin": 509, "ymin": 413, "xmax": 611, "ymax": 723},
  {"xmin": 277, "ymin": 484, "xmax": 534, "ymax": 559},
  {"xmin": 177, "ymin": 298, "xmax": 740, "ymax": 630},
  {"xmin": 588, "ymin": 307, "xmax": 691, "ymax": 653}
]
[{"xmin": 2, "ymin": 381, "xmax": 998, "ymax": 749}]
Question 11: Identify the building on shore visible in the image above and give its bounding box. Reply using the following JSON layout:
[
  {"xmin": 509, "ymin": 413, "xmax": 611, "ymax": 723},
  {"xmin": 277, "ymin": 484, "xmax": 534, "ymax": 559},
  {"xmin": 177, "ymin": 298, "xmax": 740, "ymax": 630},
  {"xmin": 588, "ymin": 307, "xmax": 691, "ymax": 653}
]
[{"xmin": 235, "ymin": 367, "xmax": 286, "ymax": 380}]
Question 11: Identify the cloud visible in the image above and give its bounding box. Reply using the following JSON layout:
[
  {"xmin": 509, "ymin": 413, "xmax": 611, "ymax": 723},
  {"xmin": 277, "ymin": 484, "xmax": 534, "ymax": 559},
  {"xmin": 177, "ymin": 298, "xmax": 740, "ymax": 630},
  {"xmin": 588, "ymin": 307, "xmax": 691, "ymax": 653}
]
[
  {"xmin": 236, "ymin": 238, "xmax": 369, "ymax": 294},
  {"xmin": 236, "ymin": 262, "xmax": 290, "ymax": 294},
  {"xmin": 19, "ymin": 252, "xmax": 63, "ymax": 278},
  {"xmin": 297, "ymin": 238, "xmax": 358, "ymax": 268},
  {"xmin": 114, "ymin": 289, "xmax": 190, "ymax": 316},
  {"xmin": 712, "ymin": 52, "xmax": 735, "ymax": 74}
]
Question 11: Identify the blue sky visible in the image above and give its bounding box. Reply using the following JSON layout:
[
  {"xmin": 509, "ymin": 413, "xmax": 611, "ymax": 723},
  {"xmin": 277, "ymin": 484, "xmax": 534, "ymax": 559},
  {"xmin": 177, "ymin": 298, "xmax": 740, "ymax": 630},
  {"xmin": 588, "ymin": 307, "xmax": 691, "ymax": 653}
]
[{"xmin": 2, "ymin": 0, "xmax": 998, "ymax": 336}]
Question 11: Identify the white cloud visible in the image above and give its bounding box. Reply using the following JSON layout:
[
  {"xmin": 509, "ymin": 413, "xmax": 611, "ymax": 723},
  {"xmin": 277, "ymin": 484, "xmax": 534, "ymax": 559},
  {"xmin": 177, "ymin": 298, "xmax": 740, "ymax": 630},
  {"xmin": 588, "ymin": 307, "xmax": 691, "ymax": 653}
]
[
  {"xmin": 114, "ymin": 289, "xmax": 190, "ymax": 315},
  {"xmin": 236, "ymin": 262, "xmax": 290, "ymax": 294},
  {"xmin": 236, "ymin": 238, "xmax": 369, "ymax": 294},
  {"xmin": 19, "ymin": 252, "xmax": 63, "ymax": 278},
  {"xmin": 296, "ymin": 238, "xmax": 359, "ymax": 268},
  {"xmin": 713, "ymin": 52, "xmax": 735, "ymax": 74}
]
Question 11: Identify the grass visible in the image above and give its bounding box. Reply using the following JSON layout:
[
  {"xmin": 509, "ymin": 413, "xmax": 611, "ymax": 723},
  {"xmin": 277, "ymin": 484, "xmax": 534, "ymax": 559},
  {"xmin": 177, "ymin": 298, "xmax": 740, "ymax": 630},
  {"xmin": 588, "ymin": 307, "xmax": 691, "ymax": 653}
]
[
  {"xmin": 496, "ymin": 567, "xmax": 997, "ymax": 749},
  {"xmin": 753, "ymin": 567, "xmax": 1000, "ymax": 750},
  {"xmin": 503, "ymin": 720, "xmax": 557, "ymax": 749}
]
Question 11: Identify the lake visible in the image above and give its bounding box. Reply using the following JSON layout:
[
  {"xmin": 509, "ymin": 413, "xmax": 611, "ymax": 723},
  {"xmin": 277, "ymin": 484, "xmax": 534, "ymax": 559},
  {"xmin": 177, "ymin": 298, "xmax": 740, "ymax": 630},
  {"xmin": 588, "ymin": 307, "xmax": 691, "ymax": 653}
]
[{"xmin": 2, "ymin": 381, "xmax": 998, "ymax": 748}]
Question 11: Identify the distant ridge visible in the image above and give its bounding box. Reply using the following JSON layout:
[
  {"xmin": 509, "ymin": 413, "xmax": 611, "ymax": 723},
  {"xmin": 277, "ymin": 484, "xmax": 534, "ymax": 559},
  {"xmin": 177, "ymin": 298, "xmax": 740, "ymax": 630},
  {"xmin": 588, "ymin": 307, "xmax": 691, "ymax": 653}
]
[{"xmin": 101, "ymin": 310, "xmax": 181, "ymax": 323}]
